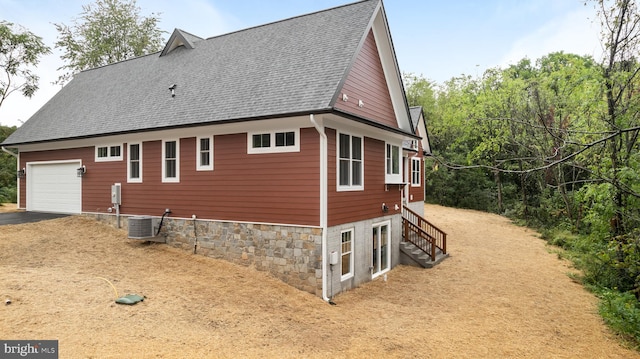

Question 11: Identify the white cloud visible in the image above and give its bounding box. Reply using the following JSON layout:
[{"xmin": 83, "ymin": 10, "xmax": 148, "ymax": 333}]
[{"xmin": 500, "ymin": 6, "xmax": 603, "ymax": 68}]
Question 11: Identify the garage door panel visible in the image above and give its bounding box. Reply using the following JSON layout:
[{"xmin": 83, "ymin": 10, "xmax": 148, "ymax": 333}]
[{"xmin": 27, "ymin": 162, "xmax": 82, "ymax": 214}]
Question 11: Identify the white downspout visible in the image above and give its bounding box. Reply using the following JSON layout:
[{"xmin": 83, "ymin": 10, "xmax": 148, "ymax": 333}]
[{"xmin": 310, "ymin": 114, "xmax": 330, "ymax": 302}]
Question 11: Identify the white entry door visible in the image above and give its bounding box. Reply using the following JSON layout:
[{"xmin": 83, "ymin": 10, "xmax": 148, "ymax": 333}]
[{"xmin": 27, "ymin": 161, "xmax": 82, "ymax": 214}]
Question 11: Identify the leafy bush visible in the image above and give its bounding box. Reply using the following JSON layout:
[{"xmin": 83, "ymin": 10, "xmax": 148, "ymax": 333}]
[
  {"xmin": 599, "ymin": 290, "xmax": 640, "ymax": 346},
  {"xmin": 0, "ymin": 186, "xmax": 17, "ymax": 203}
]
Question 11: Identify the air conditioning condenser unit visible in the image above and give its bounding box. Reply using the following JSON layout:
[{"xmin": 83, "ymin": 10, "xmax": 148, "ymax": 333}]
[{"xmin": 128, "ymin": 216, "xmax": 155, "ymax": 239}]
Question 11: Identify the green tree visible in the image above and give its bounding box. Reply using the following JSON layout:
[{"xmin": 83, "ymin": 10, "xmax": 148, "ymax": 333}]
[
  {"xmin": 594, "ymin": 0, "xmax": 640, "ymax": 236},
  {"xmin": 0, "ymin": 125, "xmax": 17, "ymax": 203},
  {"xmin": 54, "ymin": 0, "xmax": 164, "ymax": 84},
  {"xmin": 0, "ymin": 21, "xmax": 51, "ymax": 109}
]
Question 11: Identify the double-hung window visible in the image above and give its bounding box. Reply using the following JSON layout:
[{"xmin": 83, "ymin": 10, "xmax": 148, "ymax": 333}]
[
  {"xmin": 337, "ymin": 132, "xmax": 363, "ymax": 191},
  {"xmin": 341, "ymin": 228, "xmax": 354, "ymax": 280},
  {"xmin": 162, "ymin": 139, "xmax": 180, "ymax": 183},
  {"xmin": 127, "ymin": 143, "xmax": 142, "ymax": 183},
  {"xmin": 197, "ymin": 136, "xmax": 213, "ymax": 171},
  {"xmin": 411, "ymin": 157, "xmax": 421, "ymax": 187},
  {"xmin": 385, "ymin": 142, "xmax": 401, "ymax": 184},
  {"xmin": 95, "ymin": 144, "xmax": 123, "ymax": 162},
  {"xmin": 248, "ymin": 129, "xmax": 300, "ymax": 154}
]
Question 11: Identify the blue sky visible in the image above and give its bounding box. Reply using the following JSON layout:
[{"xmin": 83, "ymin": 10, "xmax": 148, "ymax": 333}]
[{"xmin": 1, "ymin": 0, "xmax": 602, "ymax": 127}]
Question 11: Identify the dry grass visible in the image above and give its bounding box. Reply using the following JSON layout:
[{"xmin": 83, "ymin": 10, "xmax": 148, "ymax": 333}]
[
  {"xmin": 1, "ymin": 204, "xmax": 638, "ymax": 358},
  {"xmin": 0, "ymin": 203, "xmax": 18, "ymax": 213}
]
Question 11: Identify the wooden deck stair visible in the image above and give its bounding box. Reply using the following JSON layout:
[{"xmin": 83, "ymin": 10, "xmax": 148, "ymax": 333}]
[{"xmin": 401, "ymin": 206, "xmax": 449, "ymax": 268}]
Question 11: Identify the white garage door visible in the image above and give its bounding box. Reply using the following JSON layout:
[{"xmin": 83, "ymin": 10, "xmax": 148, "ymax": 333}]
[{"xmin": 27, "ymin": 161, "xmax": 82, "ymax": 214}]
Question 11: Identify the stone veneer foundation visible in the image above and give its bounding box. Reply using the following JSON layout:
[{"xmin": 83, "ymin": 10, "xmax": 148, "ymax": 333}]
[{"xmin": 88, "ymin": 214, "xmax": 324, "ymax": 296}]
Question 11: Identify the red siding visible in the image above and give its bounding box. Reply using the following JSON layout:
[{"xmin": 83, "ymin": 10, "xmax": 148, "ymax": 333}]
[
  {"xmin": 327, "ymin": 128, "xmax": 402, "ymax": 226},
  {"xmin": 18, "ymin": 147, "xmax": 112, "ymax": 210},
  {"xmin": 20, "ymin": 128, "xmax": 320, "ymax": 226},
  {"xmin": 334, "ymin": 30, "xmax": 397, "ymax": 129}
]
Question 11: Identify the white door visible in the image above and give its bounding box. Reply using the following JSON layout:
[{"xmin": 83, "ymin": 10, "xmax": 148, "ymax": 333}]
[
  {"xmin": 27, "ymin": 161, "xmax": 82, "ymax": 214},
  {"xmin": 372, "ymin": 221, "xmax": 391, "ymax": 278}
]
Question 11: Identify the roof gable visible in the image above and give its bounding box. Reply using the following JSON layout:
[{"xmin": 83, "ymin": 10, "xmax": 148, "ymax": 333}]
[
  {"xmin": 334, "ymin": 29, "xmax": 396, "ymax": 127},
  {"xmin": 409, "ymin": 106, "xmax": 431, "ymax": 154},
  {"xmin": 331, "ymin": 1, "xmax": 413, "ymax": 134},
  {"xmin": 160, "ymin": 29, "xmax": 203, "ymax": 56},
  {"xmin": 3, "ymin": 0, "xmax": 388, "ymax": 146}
]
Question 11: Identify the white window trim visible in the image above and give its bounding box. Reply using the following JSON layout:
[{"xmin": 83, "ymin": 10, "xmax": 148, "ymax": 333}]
[
  {"xmin": 411, "ymin": 157, "xmax": 421, "ymax": 187},
  {"xmin": 196, "ymin": 136, "xmax": 214, "ymax": 171},
  {"xmin": 127, "ymin": 142, "xmax": 143, "ymax": 183},
  {"xmin": 340, "ymin": 228, "xmax": 355, "ymax": 281},
  {"xmin": 336, "ymin": 131, "xmax": 364, "ymax": 192},
  {"xmin": 385, "ymin": 142, "xmax": 402, "ymax": 184},
  {"xmin": 371, "ymin": 220, "xmax": 391, "ymax": 279},
  {"xmin": 162, "ymin": 139, "xmax": 180, "ymax": 183},
  {"xmin": 95, "ymin": 144, "xmax": 123, "ymax": 162},
  {"xmin": 247, "ymin": 129, "xmax": 300, "ymax": 154}
]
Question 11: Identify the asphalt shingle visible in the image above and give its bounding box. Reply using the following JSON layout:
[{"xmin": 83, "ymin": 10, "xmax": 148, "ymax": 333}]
[{"xmin": 3, "ymin": 0, "xmax": 379, "ymax": 145}]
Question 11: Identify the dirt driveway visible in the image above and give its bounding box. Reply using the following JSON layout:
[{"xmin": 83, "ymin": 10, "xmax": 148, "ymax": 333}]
[{"xmin": 1, "ymin": 204, "xmax": 637, "ymax": 358}]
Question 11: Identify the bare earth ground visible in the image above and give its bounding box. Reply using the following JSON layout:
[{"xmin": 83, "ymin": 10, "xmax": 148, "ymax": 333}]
[
  {"xmin": 1, "ymin": 204, "xmax": 638, "ymax": 358},
  {"xmin": 0, "ymin": 203, "xmax": 18, "ymax": 213}
]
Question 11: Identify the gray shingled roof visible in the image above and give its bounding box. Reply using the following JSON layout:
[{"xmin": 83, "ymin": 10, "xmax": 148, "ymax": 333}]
[
  {"xmin": 409, "ymin": 106, "xmax": 422, "ymax": 129},
  {"xmin": 403, "ymin": 106, "xmax": 422, "ymax": 149},
  {"xmin": 3, "ymin": 0, "xmax": 381, "ymax": 146}
]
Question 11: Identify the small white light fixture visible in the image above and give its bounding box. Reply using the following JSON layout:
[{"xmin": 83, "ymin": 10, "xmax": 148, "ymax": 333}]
[
  {"xmin": 169, "ymin": 84, "xmax": 177, "ymax": 97},
  {"xmin": 358, "ymin": 99, "xmax": 364, "ymax": 108},
  {"xmin": 77, "ymin": 165, "xmax": 86, "ymax": 177},
  {"xmin": 342, "ymin": 93, "xmax": 348, "ymax": 102}
]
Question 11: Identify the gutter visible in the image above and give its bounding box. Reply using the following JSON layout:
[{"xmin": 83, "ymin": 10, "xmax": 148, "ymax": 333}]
[
  {"xmin": 310, "ymin": 114, "xmax": 331, "ymax": 303},
  {"xmin": 1, "ymin": 146, "xmax": 18, "ymax": 158}
]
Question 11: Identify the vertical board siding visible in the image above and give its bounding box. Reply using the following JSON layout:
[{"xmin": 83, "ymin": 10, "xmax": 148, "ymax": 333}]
[
  {"xmin": 327, "ymin": 128, "xmax": 402, "ymax": 226},
  {"xmin": 334, "ymin": 30, "xmax": 397, "ymax": 129},
  {"xmin": 20, "ymin": 128, "xmax": 320, "ymax": 226}
]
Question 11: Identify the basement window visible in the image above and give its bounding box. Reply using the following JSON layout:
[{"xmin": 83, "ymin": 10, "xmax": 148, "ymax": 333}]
[
  {"xmin": 96, "ymin": 144, "xmax": 123, "ymax": 162},
  {"xmin": 341, "ymin": 228, "xmax": 354, "ymax": 280}
]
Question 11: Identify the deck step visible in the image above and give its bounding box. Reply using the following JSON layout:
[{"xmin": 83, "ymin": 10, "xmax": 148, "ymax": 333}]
[{"xmin": 399, "ymin": 241, "xmax": 449, "ymax": 269}]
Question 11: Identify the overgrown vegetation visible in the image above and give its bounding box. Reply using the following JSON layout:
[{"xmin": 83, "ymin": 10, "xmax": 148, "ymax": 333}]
[
  {"xmin": 406, "ymin": 0, "xmax": 640, "ymax": 347},
  {"xmin": 0, "ymin": 125, "xmax": 17, "ymax": 203}
]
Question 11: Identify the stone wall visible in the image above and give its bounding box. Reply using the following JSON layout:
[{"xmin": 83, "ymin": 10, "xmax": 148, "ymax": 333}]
[{"xmin": 87, "ymin": 213, "xmax": 323, "ymax": 295}]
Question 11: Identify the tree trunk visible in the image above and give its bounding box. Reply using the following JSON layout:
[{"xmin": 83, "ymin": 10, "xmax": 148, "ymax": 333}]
[
  {"xmin": 519, "ymin": 161, "xmax": 528, "ymax": 218},
  {"xmin": 494, "ymin": 170, "xmax": 503, "ymax": 213}
]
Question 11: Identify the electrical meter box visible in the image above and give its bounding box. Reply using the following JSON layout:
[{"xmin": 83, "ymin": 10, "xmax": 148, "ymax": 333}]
[
  {"xmin": 111, "ymin": 184, "xmax": 121, "ymax": 205},
  {"xmin": 329, "ymin": 251, "xmax": 339, "ymax": 265}
]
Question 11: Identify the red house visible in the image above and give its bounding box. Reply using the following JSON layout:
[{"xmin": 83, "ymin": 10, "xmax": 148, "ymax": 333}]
[{"xmin": 1, "ymin": 0, "xmax": 446, "ymax": 300}]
